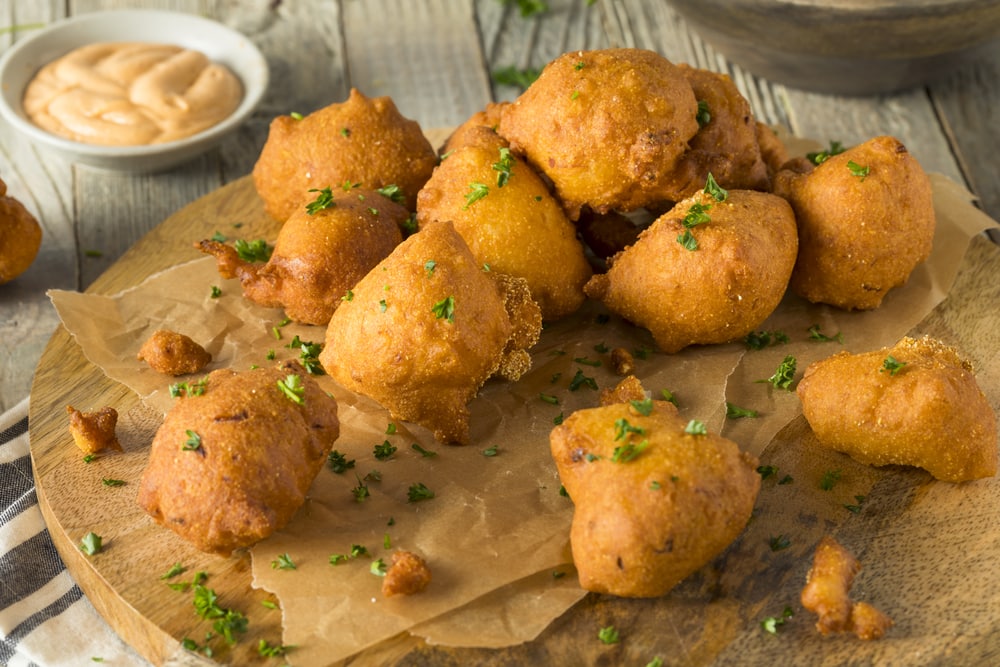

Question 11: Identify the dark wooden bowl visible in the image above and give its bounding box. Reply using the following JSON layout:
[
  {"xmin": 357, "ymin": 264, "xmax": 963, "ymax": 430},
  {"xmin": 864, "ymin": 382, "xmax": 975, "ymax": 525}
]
[{"xmin": 665, "ymin": 0, "xmax": 1000, "ymax": 95}]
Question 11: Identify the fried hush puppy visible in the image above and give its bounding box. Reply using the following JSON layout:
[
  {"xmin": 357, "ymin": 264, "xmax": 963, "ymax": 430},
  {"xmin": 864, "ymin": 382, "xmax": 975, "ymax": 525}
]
[
  {"xmin": 653, "ymin": 65, "xmax": 770, "ymax": 202},
  {"xmin": 320, "ymin": 221, "xmax": 542, "ymax": 445},
  {"xmin": 137, "ymin": 361, "xmax": 340, "ymax": 555},
  {"xmin": 66, "ymin": 405, "xmax": 121, "ymax": 455},
  {"xmin": 775, "ymin": 135, "xmax": 935, "ymax": 310},
  {"xmin": 417, "ymin": 125, "xmax": 592, "ymax": 320},
  {"xmin": 381, "ymin": 550, "xmax": 432, "ymax": 597},
  {"xmin": 550, "ymin": 397, "xmax": 760, "ymax": 598},
  {"xmin": 0, "ymin": 177, "xmax": 43, "ymax": 285},
  {"xmin": 137, "ymin": 329, "xmax": 211, "ymax": 375},
  {"xmin": 252, "ymin": 88, "xmax": 437, "ymax": 221},
  {"xmin": 801, "ymin": 536, "xmax": 893, "ymax": 640},
  {"xmin": 585, "ymin": 186, "xmax": 798, "ymax": 353},
  {"xmin": 498, "ymin": 48, "xmax": 699, "ymax": 219},
  {"xmin": 797, "ymin": 335, "xmax": 997, "ymax": 482},
  {"xmin": 198, "ymin": 187, "xmax": 407, "ymax": 325}
]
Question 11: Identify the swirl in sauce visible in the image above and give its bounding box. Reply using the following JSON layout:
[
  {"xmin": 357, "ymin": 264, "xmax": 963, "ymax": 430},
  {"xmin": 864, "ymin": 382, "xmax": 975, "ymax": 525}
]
[{"xmin": 23, "ymin": 42, "xmax": 243, "ymax": 146}]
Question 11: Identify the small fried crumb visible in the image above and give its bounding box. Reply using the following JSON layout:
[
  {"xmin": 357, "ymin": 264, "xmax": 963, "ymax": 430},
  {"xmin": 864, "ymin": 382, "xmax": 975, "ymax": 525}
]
[
  {"xmin": 137, "ymin": 329, "xmax": 212, "ymax": 376},
  {"xmin": 801, "ymin": 535, "xmax": 892, "ymax": 640},
  {"xmin": 599, "ymin": 375, "xmax": 647, "ymax": 406},
  {"xmin": 381, "ymin": 550, "xmax": 431, "ymax": 597},
  {"xmin": 609, "ymin": 347, "xmax": 635, "ymax": 376},
  {"xmin": 67, "ymin": 405, "xmax": 121, "ymax": 454}
]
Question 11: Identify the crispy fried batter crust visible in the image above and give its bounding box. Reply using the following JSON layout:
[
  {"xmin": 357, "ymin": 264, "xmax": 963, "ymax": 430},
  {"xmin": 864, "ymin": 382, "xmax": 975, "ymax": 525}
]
[{"xmin": 797, "ymin": 335, "xmax": 997, "ymax": 482}]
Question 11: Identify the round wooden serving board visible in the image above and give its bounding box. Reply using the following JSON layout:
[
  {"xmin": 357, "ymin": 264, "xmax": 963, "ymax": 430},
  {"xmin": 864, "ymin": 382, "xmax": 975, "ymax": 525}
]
[{"xmin": 28, "ymin": 175, "xmax": 1000, "ymax": 666}]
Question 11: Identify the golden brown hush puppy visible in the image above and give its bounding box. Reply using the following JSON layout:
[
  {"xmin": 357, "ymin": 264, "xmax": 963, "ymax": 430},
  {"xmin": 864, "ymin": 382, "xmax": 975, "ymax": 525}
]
[
  {"xmin": 653, "ymin": 64, "xmax": 770, "ymax": 203},
  {"xmin": 198, "ymin": 187, "xmax": 408, "ymax": 325},
  {"xmin": 550, "ymin": 397, "xmax": 760, "ymax": 597},
  {"xmin": 801, "ymin": 536, "xmax": 893, "ymax": 640},
  {"xmin": 137, "ymin": 329, "xmax": 212, "ymax": 375},
  {"xmin": 417, "ymin": 126, "xmax": 592, "ymax": 320},
  {"xmin": 66, "ymin": 405, "xmax": 121, "ymax": 455},
  {"xmin": 797, "ymin": 335, "xmax": 997, "ymax": 482},
  {"xmin": 777, "ymin": 135, "xmax": 935, "ymax": 310},
  {"xmin": 0, "ymin": 177, "xmax": 43, "ymax": 285},
  {"xmin": 137, "ymin": 361, "xmax": 340, "ymax": 555},
  {"xmin": 584, "ymin": 184, "xmax": 798, "ymax": 353},
  {"xmin": 319, "ymin": 222, "xmax": 542, "ymax": 445},
  {"xmin": 498, "ymin": 48, "xmax": 700, "ymax": 219},
  {"xmin": 252, "ymin": 88, "xmax": 437, "ymax": 221}
]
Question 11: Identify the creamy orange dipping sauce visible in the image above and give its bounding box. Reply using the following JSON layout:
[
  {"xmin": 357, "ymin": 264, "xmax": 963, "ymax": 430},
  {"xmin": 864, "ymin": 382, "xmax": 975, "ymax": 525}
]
[{"xmin": 23, "ymin": 42, "xmax": 243, "ymax": 146}]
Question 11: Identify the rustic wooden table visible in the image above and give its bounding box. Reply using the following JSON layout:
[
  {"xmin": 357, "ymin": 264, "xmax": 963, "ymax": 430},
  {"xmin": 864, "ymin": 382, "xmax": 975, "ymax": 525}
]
[{"xmin": 2, "ymin": 1, "xmax": 999, "ymax": 664}]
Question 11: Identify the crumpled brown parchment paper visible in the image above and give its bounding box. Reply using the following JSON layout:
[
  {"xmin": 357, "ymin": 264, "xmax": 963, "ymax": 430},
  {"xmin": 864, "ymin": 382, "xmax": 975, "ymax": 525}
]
[{"xmin": 48, "ymin": 152, "xmax": 998, "ymax": 663}]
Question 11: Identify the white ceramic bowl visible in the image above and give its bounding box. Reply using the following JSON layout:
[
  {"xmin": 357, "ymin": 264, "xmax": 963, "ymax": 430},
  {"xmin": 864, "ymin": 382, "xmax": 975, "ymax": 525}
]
[{"xmin": 0, "ymin": 10, "xmax": 269, "ymax": 171}]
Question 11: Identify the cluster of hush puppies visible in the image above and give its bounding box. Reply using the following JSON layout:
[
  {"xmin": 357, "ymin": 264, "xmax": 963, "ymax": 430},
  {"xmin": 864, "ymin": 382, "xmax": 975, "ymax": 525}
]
[{"xmin": 124, "ymin": 48, "xmax": 996, "ymax": 618}]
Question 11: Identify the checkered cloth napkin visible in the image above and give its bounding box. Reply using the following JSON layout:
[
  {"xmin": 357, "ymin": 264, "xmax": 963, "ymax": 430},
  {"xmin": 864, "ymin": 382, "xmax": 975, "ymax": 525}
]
[{"xmin": 0, "ymin": 397, "xmax": 148, "ymax": 666}]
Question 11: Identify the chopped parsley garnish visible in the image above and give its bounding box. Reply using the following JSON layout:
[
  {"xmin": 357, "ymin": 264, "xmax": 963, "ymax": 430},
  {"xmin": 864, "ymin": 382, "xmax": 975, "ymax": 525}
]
[
  {"xmin": 598, "ymin": 625, "xmax": 620, "ymax": 644},
  {"xmin": 327, "ymin": 450, "xmax": 355, "ymax": 474},
  {"xmin": 210, "ymin": 285, "xmax": 221, "ymax": 298},
  {"xmin": 342, "ymin": 289, "xmax": 354, "ymax": 302},
  {"xmin": 80, "ymin": 532, "xmax": 103, "ymax": 555},
  {"xmin": 261, "ymin": 599, "xmax": 278, "ymax": 610},
  {"xmin": 574, "ymin": 60, "xmax": 586, "ymax": 71},
  {"xmin": 407, "ymin": 482, "xmax": 435, "ymax": 502},
  {"xmin": 630, "ymin": 397, "xmax": 654, "ymax": 416},
  {"xmin": 482, "ymin": 445, "xmax": 499, "ymax": 457},
  {"xmin": 778, "ymin": 475, "xmax": 794, "ymax": 485},
  {"xmin": 660, "ymin": 388, "xmax": 678, "ymax": 406},
  {"xmin": 760, "ymin": 606, "xmax": 794, "ymax": 634},
  {"xmin": 491, "ymin": 65, "xmax": 542, "ymax": 90},
  {"xmin": 160, "ymin": 562, "xmax": 186, "ymax": 580},
  {"xmin": 845, "ymin": 495, "xmax": 866, "ymax": 513},
  {"xmin": 170, "ymin": 378, "xmax": 208, "ymax": 398},
  {"xmin": 757, "ymin": 465, "xmax": 778, "ymax": 480},
  {"xmin": 287, "ymin": 336, "xmax": 324, "ymax": 375},
  {"xmin": 568, "ymin": 369, "xmax": 598, "ymax": 391},
  {"xmin": 808, "ymin": 324, "xmax": 843, "ymax": 343},
  {"xmin": 677, "ymin": 201, "xmax": 712, "ymax": 250},
  {"xmin": 684, "ymin": 420, "xmax": 707, "ymax": 436},
  {"xmin": 192, "ymin": 584, "xmax": 248, "ymax": 646},
  {"xmin": 351, "ymin": 476, "xmax": 370, "ymax": 502},
  {"xmin": 370, "ymin": 558, "xmax": 388, "ymax": 577},
  {"xmin": 612, "ymin": 439, "xmax": 649, "ymax": 463},
  {"xmin": 374, "ymin": 440, "xmax": 397, "ymax": 461},
  {"xmin": 305, "ymin": 187, "xmax": 336, "ymax": 215},
  {"xmin": 573, "ymin": 356, "xmax": 602, "ymax": 367},
  {"xmin": 424, "ymin": 260, "xmax": 437, "ymax": 276},
  {"xmin": 493, "ymin": 147, "xmax": 515, "ymax": 187},
  {"xmin": 744, "ymin": 330, "xmax": 789, "ymax": 350},
  {"xmin": 379, "ymin": 299, "xmax": 388, "ymax": 313},
  {"xmin": 539, "ymin": 392, "xmax": 559, "ymax": 405},
  {"xmin": 463, "ymin": 182, "xmax": 490, "ymax": 209},
  {"xmin": 270, "ymin": 553, "xmax": 296, "ymax": 570},
  {"xmin": 847, "ymin": 160, "xmax": 870, "ymax": 181},
  {"xmin": 386, "ymin": 422, "xmax": 397, "ymax": 435},
  {"xmin": 432, "ymin": 295, "xmax": 456, "ymax": 323},
  {"xmin": 880, "ymin": 355, "xmax": 907, "ymax": 376},
  {"xmin": 277, "ymin": 374, "xmax": 305, "ymax": 404},
  {"xmin": 290, "ymin": 111, "xmax": 303, "ymax": 120},
  {"xmin": 101, "ymin": 478, "xmax": 126, "ymax": 487},
  {"xmin": 726, "ymin": 402, "xmax": 758, "ymax": 419},
  {"xmin": 806, "ymin": 140, "xmax": 845, "ymax": 165},
  {"xmin": 695, "ymin": 100, "xmax": 711, "ymax": 127},
  {"xmin": 704, "ymin": 173, "xmax": 728, "ymax": 201},
  {"xmin": 411, "ymin": 443, "xmax": 438, "ymax": 458},
  {"xmin": 234, "ymin": 238, "xmax": 273, "ymax": 263},
  {"xmin": 257, "ymin": 639, "xmax": 293, "ymax": 657},
  {"xmin": 769, "ymin": 534, "xmax": 791, "ymax": 552},
  {"xmin": 820, "ymin": 469, "xmax": 842, "ymax": 491},
  {"xmin": 376, "ymin": 184, "xmax": 405, "ymax": 203},
  {"xmin": 759, "ymin": 355, "xmax": 797, "ymax": 390},
  {"xmin": 613, "ymin": 418, "xmax": 646, "ymax": 441},
  {"xmin": 182, "ymin": 430, "xmax": 202, "ymax": 452}
]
